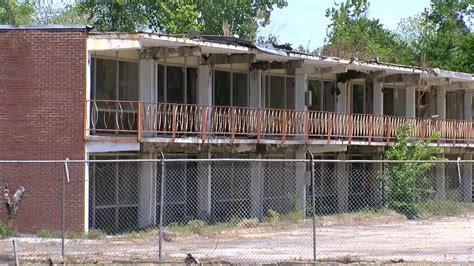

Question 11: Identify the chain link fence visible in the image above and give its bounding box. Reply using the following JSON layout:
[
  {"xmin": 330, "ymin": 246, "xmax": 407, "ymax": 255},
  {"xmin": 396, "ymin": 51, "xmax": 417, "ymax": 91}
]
[{"xmin": 0, "ymin": 158, "xmax": 472, "ymax": 263}]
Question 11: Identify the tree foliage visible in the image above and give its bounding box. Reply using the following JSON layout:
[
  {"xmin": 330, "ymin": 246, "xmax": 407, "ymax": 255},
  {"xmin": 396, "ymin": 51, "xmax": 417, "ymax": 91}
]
[
  {"xmin": 75, "ymin": 0, "xmax": 287, "ymax": 40},
  {"xmin": 323, "ymin": 0, "xmax": 473, "ymax": 73},
  {"xmin": 380, "ymin": 124, "xmax": 441, "ymax": 218},
  {"xmin": 0, "ymin": 0, "xmax": 34, "ymax": 25}
]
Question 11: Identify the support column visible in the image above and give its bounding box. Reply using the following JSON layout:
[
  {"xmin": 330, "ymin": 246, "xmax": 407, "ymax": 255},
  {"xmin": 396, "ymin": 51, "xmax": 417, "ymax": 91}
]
[
  {"xmin": 295, "ymin": 68, "xmax": 307, "ymax": 112},
  {"xmin": 372, "ymin": 153, "xmax": 383, "ymax": 207},
  {"xmin": 462, "ymin": 93, "xmax": 472, "ymax": 202},
  {"xmin": 406, "ymin": 86, "xmax": 416, "ymax": 118},
  {"xmin": 295, "ymin": 150, "xmax": 307, "ymax": 216},
  {"xmin": 336, "ymin": 82, "xmax": 347, "ymax": 113},
  {"xmin": 197, "ymin": 64, "xmax": 212, "ymax": 106},
  {"xmin": 139, "ymin": 59, "xmax": 155, "ymax": 102},
  {"xmin": 250, "ymin": 154, "xmax": 264, "ymax": 219},
  {"xmin": 435, "ymin": 155, "xmax": 446, "ymax": 200},
  {"xmin": 464, "ymin": 92, "xmax": 472, "ymax": 120},
  {"xmin": 373, "ymin": 80, "xmax": 383, "ymax": 116},
  {"xmin": 462, "ymin": 154, "xmax": 473, "ymax": 202},
  {"xmin": 435, "ymin": 88, "xmax": 447, "ymax": 200},
  {"xmin": 336, "ymin": 153, "xmax": 349, "ymax": 212},
  {"xmin": 197, "ymin": 152, "xmax": 212, "ymax": 220},
  {"xmin": 249, "ymin": 69, "xmax": 262, "ymax": 108},
  {"xmin": 138, "ymin": 151, "xmax": 157, "ymax": 228},
  {"xmin": 437, "ymin": 88, "xmax": 446, "ymax": 119}
]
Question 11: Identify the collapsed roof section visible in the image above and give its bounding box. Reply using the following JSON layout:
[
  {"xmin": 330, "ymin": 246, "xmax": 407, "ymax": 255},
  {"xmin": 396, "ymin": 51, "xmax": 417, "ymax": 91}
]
[{"xmin": 87, "ymin": 31, "xmax": 473, "ymax": 87}]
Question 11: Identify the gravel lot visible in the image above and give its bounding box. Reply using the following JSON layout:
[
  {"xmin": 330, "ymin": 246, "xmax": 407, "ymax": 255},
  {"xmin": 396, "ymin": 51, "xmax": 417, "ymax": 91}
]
[{"xmin": 0, "ymin": 214, "xmax": 472, "ymax": 264}]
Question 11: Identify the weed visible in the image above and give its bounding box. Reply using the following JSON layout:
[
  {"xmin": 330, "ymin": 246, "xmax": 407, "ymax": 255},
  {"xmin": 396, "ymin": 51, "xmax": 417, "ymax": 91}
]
[{"xmin": 0, "ymin": 221, "xmax": 17, "ymax": 238}]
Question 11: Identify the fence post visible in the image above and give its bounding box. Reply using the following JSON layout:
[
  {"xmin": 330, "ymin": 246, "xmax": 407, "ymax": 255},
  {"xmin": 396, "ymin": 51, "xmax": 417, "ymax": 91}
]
[
  {"xmin": 307, "ymin": 150, "xmax": 316, "ymax": 262},
  {"xmin": 62, "ymin": 158, "xmax": 70, "ymax": 262},
  {"xmin": 158, "ymin": 152, "xmax": 165, "ymax": 261}
]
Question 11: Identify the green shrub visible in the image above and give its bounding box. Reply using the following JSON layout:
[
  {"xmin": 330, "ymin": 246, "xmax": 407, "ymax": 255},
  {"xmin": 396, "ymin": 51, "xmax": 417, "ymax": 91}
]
[
  {"xmin": 380, "ymin": 124, "xmax": 440, "ymax": 218},
  {"xmin": 0, "ymin": 222, "xmax": 16, "ymax": 238},
  {"xmin": 267, "ymin": 209, "xmax": 281, "ymax": 223}
]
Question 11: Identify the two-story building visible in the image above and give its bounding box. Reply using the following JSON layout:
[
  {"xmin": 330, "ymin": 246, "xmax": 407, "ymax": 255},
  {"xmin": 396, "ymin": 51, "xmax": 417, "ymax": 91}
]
[{"xmin": 1, "ymin": 26, "xmax": 473, "ymax": 233}]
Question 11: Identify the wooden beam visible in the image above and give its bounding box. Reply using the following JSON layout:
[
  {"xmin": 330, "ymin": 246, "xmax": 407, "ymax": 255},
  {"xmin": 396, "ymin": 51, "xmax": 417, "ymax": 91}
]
[
  {"xmin": 140, "ymin": 46, "xmax": 201, "ymax": 59},
  {"xmin": 336, "ymin": 70, "xmax": 368, "ymax": 83},
  {"xmin": 201, "ymin": 54, "xmax": 255, "ymax": 65},
  {"xmin": 378, "ymin": 73, "xmax": 420, "ymax": 83},
  {"xmin": 250, "ymin": 60, "xmax": 304, "ymax": 71}
]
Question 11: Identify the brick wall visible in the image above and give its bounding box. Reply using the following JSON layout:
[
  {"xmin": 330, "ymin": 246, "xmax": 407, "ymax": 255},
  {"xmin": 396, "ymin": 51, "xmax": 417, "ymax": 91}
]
[{"xmin": 0, "ymin": 28, "xmax": 87, "ymax": 233}]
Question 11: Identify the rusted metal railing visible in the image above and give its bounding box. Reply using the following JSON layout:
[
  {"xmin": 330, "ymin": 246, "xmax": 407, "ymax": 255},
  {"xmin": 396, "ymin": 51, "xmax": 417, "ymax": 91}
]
[{"xmin": 87, "ymin": 100, "xmax": 474, "ymax": 145}]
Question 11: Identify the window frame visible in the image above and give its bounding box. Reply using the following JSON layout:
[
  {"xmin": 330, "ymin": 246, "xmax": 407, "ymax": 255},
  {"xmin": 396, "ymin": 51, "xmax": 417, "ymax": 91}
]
[
  {"xmin": 351, "ymin": 82, "xmax": 366, "ymax": 114},
  {"xmin": 156, "ymin": 61, "xmax": 198, "ymax": 104},
  {"xmin": 91, "ymin": 56, "xmax": 140, "ymax": 102},
  {"xmin": 90, "ymin": 153, "xmax": 139, "ymax": 232},
  {"xmin": 212, "ymin": 67, "xmax": 250, "ymax": 107},
  {"xmin": 264, "ymin": 73, "xmax": 296, "ymax": 109},
  {"xmin": 307, "ymin": 79, "xmax": 337, "ymax": 112}
]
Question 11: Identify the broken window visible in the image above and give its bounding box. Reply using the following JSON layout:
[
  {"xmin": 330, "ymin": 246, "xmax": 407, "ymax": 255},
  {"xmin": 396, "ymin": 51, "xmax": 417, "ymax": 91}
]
[
  {"xmin": 446, "ymin": 91, "xmax": 464, "ymax": 120},
  {"xmin": 352, "ymin": 84, "xmax": 365, "ymax": 114},
  {"xmin": 213, "ymin": 70, "xmax": 249, "ymax": 107},
  {"xmin": 307, "ymin": 79, "xmax": 337, "ymax": 112},
  {"xmin": 383, "ymin": 87, "xmax": 406, "ymax": 116},
  {"xmin": 157, "ymin": 64, "xmax": 197, "ymax": 104}
]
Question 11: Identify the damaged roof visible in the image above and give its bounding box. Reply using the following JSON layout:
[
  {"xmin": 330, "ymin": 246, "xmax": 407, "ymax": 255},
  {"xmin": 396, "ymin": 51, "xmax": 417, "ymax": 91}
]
[{"xmin": 88, "ymin": 31, "xmax": 473, "ymax": 82}]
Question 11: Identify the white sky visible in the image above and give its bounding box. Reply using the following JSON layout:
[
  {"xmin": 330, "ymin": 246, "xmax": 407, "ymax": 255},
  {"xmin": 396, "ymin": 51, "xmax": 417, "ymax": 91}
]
[{"xmin": 258, "ymin": 0, "xmax": 432, "ymax": 50}]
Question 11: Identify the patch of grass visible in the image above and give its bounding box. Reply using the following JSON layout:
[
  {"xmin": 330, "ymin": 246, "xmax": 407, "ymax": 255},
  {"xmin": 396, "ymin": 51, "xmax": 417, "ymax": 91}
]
[
  {"xmin": 167, "ymin": 219, "xmax": 238, "ymax": 235},
  {"xmin": 36, "ymin": 229, "xmax": 105, "ymax": 239},
  {"xmin": 0, "ymin": 221, "xmax": 17, "ymax": 238},
  {"xmin": 417, "ymin": 200, "xmax": 474, "ymax": 217},
  {"xmin": 267, "ymin": 209, "xmax": 281, "ymax": 224},
  {"xmin": 330, "ymin": 207, "xmax": 387, "ymax": 220}
]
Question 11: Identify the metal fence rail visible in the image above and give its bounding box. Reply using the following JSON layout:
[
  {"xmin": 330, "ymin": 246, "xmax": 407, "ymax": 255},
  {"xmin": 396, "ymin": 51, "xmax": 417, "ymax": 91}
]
[{"xmin": 0, "ymin": 159, "xmax": 472, "ymax": 263}]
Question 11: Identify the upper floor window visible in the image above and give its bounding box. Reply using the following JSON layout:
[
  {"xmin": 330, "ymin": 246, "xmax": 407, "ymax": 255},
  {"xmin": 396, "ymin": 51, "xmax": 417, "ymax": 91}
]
[
  {"xmin": 157, "ymin": 64, "xmax": 197, "ymax": 104},
  {"xmin": 213, "ymin": 70, "xmax": 248, "ymax": 107},
  {"xmin": 265, "ymin": 75, "xmax": 295, "ymax": 109},
  {"xmin": 91, "ymin": 58, "xmax": 139, "ymax": 102},
  {"xmin": 352, "ymin": 84, "xmax": 365, "ymax": 114},
  {"xmin": 308, "ymin": 79, "xmax": 337, "ymax": 112},
  {"xmin": 446, "ymin": 91, "xmax": 464, "ymax": 120},
  {"xmin": 383, "ymin": 87, "xmax": 405, "ymax": 116}
]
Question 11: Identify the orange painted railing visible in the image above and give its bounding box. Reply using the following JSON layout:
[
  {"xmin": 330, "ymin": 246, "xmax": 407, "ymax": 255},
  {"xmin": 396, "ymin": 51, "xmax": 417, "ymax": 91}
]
[{"xmin": 87, "ymin": 100, "xmax": 474, "ymax": 145}]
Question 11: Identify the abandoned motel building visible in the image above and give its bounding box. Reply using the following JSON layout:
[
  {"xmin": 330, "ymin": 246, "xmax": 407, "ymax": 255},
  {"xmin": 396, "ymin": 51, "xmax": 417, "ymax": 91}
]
[{"xmin": 0, "ymin": 25, "xmax": 473, "ymax": 234}]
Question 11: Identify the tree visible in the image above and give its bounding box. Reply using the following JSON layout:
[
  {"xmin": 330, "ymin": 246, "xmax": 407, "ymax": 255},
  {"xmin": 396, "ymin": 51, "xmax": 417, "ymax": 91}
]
[
  {"xmin": 76, "ymin": 0, "xmax": 287, "ymax": 40},
  {"xmin": 322, "ymin": 0, "xmax": 415, "ymax": 64},
  {"xmin": 197, "ymin": 0, "xmax": 287, "ymax": 40},
  {"xmin": 421, "ymin": 0, "xmax": 473, "ymax": 73},
  {"xmin": 0, "ymin": 0, "xmax": 34, "ymax": 25},
  {"xmin": 380, "ymin": 124, "xmax": 441, "ymax": 219}
]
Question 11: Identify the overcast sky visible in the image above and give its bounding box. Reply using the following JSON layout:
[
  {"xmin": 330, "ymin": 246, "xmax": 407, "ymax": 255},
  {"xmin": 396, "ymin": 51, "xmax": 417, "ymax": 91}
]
[{"xmin": 258, "ymin": 0, "xmax": 431, "ymax": 50}]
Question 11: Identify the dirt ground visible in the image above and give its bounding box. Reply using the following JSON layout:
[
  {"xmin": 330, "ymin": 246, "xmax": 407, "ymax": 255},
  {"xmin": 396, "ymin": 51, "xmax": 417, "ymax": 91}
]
[{"xmin": 0, "ymin": 213, "xmax": 472, "ymax": 264}]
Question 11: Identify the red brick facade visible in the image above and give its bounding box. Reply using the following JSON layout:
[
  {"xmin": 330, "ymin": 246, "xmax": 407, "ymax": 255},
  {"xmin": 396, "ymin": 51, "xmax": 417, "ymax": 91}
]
[{"xmin": 0, "ymin": 28, "xmax": 87, "ymax": 232}]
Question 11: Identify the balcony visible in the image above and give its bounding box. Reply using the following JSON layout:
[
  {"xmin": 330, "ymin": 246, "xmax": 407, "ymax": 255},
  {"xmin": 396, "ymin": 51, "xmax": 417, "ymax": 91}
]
[{"xmin": 86, "ymin": 100, "xmax": 474, "ymax": 147}]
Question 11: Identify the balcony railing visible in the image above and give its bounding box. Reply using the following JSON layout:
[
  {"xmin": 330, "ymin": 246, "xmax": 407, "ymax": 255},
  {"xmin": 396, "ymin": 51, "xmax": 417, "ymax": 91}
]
[{"xmin": 87, "ymin": 100, "xmax": 474, "ymax": 145}]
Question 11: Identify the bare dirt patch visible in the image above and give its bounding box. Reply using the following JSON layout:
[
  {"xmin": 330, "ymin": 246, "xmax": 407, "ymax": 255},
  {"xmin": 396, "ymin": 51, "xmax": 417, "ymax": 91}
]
[{"xmin": 0, "ymin": 213, "xmax": 472, "ymax": 264}]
